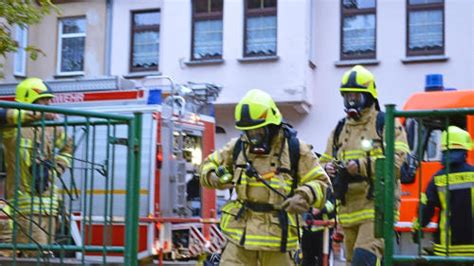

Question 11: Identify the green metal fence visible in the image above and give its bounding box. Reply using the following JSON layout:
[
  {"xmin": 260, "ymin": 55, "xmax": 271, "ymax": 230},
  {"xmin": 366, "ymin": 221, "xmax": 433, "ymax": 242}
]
[
  {"xmin": 0, "ymin": 101, "xmax": 141, "ymax": 265},
  {"xmin": 377, "ymin": 104, "xmax": 474, "ymax": 266}
]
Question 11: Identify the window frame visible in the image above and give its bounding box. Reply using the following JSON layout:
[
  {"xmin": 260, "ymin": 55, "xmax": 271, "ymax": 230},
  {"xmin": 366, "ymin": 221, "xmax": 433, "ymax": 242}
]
[
  {"xmin": 243, "ymin": 0, "xmax": 278, "ymax": 58},
  {"xmin": 191, "ymin": 0, "xmax": 224, "ymax": 61},
  {"xmin": 129, "ymin": 9, "xmax": 160, "ymax": 73},
  {"xmin": 56, "ymin": 16, "xmax": 86, "ymax": 76},
  {"xmin": 340, "ymin": 0, "xmax": 377, "ymax": 61},
  {"xmin": 406, "ymin": 0, "xmax": 445, "ymax": 57},
  {"xmin": 13, "ymin": 25, "xmax": 28, "ymax": 77}
]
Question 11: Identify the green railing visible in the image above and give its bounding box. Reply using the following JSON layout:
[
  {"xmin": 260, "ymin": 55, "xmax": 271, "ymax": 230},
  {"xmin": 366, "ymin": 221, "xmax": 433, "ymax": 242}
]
[
  {"xmin": 0, "ymin": 101, "xmax": 141, "ymax": 265},
  {"xmin": 377, "ymin": 105, "xmax": 474, "ymax": 266}
]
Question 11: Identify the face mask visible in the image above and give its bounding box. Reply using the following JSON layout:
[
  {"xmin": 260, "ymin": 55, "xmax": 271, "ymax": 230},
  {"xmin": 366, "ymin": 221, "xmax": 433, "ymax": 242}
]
[
  {"xmin": 245, "ymin": 127, "xmax": 271, "ymax": 154},
  {"xmin": 343, "ymin": 92, "xmax": 367, "ymax": 119},
  {"xmin": 441, "ymin": 150, "xmax": 467, "ymax": 166}
]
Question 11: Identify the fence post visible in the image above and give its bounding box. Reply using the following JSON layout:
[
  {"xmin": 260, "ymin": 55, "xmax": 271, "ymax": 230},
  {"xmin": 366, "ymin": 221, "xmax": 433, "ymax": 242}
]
[
  {"xmin": 124, "ymin": 113, "xmax": 142, "ymax": 266},
  {"xmin": 384, "ymin": 104, "xmax": 396, "ymax": 266}
]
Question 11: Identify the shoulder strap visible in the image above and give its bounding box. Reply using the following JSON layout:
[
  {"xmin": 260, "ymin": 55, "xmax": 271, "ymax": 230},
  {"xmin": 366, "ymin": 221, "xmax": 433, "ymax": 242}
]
[
  {"xmin": 232, "ymin": 138, "xmax": 243, "ymax": 163},
  {"xmin": 282, "ymin": 124, "xmax": 300, "ymax": 194},
  {"xmin": 375, "ymin": 111, "xmax": 385, "ymax": 139},
  {"xmin": 333, "ymin": 118, "xmax": 346, "ymax": 158}
]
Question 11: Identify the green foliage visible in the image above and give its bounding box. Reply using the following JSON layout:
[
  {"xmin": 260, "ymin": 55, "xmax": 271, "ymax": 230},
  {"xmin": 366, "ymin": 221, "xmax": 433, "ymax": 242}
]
[{"xmin": 0, "ymin": 0, "xmax": 57, "ymax": 60}]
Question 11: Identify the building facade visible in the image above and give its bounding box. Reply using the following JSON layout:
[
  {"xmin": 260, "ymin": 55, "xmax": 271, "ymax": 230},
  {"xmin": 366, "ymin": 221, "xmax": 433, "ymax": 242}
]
[{"xmin": 1, "ymin": 0, "xmax": 473, "ymax": 152}]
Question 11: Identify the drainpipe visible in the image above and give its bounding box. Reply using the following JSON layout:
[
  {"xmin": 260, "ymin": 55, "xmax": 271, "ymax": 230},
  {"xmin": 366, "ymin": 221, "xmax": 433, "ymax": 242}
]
[{"xmin": 104, "ymin": 0, "xmax": 113, "ymax": 76}]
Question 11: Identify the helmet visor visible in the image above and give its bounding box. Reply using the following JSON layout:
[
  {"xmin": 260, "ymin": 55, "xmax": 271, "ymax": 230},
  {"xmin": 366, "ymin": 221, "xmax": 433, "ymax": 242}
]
[
  {"xmin": 245, "ymin": 127, "xmax": 267, "ymax": 146},
  {"xmin": 343, "ymin": 92, "xmax": 366, "ymax": 110}
]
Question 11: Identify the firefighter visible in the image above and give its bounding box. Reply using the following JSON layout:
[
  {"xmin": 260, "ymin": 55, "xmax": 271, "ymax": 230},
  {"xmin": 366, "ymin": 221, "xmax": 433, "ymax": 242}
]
[
  {"xmin": 320, "ymin": 65, "xmax": 408, "ymax": 265},
  {"xmin": 2, "ymin": 77, "xmax": 72, "ymax": 257},
  {"xmin": 200, "ymin": 89, "xmax": 330, "ymax": 266},
  {"xmin": 413, "ymin": 126, "xmax": 474, "ymax": 258}
]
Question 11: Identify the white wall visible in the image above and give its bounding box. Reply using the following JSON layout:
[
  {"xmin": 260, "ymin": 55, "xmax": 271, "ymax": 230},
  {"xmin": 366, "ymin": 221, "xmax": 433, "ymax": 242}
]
[{"xmin": 108, "ymin": 0, "xmax": 474, "ymax": 154}]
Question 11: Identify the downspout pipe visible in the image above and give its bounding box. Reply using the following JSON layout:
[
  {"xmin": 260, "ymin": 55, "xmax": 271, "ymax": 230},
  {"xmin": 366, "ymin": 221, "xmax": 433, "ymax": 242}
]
[{"xmin": 104, "ymin": 0, "xmax": 113, "ymax": 76}]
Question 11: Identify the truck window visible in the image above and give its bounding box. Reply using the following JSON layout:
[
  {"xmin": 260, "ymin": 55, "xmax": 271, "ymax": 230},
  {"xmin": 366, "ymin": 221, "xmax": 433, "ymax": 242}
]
[{"xmin": 426, "ymin": 130, "xmax": 442, "ymax": 161}]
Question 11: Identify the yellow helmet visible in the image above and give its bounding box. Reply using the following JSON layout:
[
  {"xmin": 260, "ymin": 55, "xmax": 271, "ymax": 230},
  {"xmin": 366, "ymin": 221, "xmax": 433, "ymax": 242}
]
[
  {"xmin": 15, "ymin": 77, "xmax": 55, "ymax": 104},
  {"xmin": 441, "ymin": 126, "xmax": 473, "ymax": 151},
  {"xmin": 340, "ymin": 65, "xmax": 377, "ymax": 99},
  {"xmin": 235, "ymin": 89, "xmax": 282, "ymax": 130}
]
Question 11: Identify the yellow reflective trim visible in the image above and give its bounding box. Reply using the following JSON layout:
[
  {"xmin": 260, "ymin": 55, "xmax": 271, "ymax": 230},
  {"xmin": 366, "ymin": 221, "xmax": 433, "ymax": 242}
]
[
  {"xmin": 434, "ymin": 172, "xmax": 474, "ymax": 186},
  {"xmin": 437, "ymin": 189, "xmax": 448, "ymax": 245},
  {"xmin": 325, "ymin": 201, "xmax": 335, "ymax": 213},
  {"xmin": 420, "ymin": 192, "xmax": 428, "ymax": 204},
  {"xmin": 395, "ymin": 142, "xmax": 410, "ymax": 153},
  {"xmin": 55, "ymin": 154, "xmax": 72, "ymax": 168},
  {"xmin": 57, "ymin": 189, "xmax": 148, "ymax": 195},
  {"xmin": 433, "ymin": 243, "xmax": 474, "ymax": 256},
  {"xmin": 308, "ymin": 182, "xmax": 324, "ymax": 208},
  {"xmin": 261, "ymin": 172, "xmax": 275, "ymax": 179},
  {"xmin": 319, "ymin": 153, "xmax": 333, "ymax": 163},
  {"xmin": 202, "ymin": 163, "xmax": 218, "ymax": 173},
  {"xmin": 301, "ymin": 166, "xmax": 325, "ymax": 183},
  {"xmin": 338, "ymin": 209, "xmax": 375, "ymax": 224},
  {"xmin": 210, "ymin": 152, "xmax": 219, "ymax": 163}
]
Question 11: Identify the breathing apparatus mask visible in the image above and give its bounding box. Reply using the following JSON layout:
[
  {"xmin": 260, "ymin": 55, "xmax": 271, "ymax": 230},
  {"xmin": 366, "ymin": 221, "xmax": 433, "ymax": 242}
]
[
  {"xmin": 343, "ymin": 92, "xmax": 373, "ymax": 120},
  {"xmin": 244, "ymin": 125, "xmax": 278, "ymax": 154}
]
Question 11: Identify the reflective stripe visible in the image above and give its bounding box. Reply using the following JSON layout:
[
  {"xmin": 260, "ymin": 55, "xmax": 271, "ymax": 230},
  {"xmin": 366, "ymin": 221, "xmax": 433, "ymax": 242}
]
[
  {"xmin": 306, "ymin": 182, "xmax": 324, "ymax": 208},
  {"xmin": 56, "ymin": 154, "xmax": 72, "ymax": 168},
  {"xmin": 433, "ymin": 243, "xmax": 474, "ymax": 256},
  {"xmin": 240, "ymin": 175, "xmax": 292, "ymax": 193},
  {"xmin": 341, "ymin": 148, "xmax": 383, "ymax": 160},
  {"xmin": 325, "ymin": 201, "xmax": 335, "ymax": 213},
  {"xmin": 434, "ymin": 172, "xmax": 474, "ymax": 187},
  {"xmin": 222, "ymin": 227, "xmax": 298, "ymax": 249},
  {"xmin": 319, "ymin": 153, "xmax": 334, "ymax": 163},
  {"xmin": 395, "ymin": 141, "xmax": 410, "ymax": 153},
  {"xmin": 420, "ymin": 192, "xmax": 428, "ymax": 204},
  {"xmin": 301, "ymin": 166, "xmax": 325, "ymax": 183},
  {"xmin": 16, "ymin": 196, "xmax": 59, "ymax": 215},
  {"xmin": 202, "ymin": 162, "xmax": 218, "ymax": 174},
  {"xmin": 338, "ymin": 209, "xmax": 375, "ymax": 224}
]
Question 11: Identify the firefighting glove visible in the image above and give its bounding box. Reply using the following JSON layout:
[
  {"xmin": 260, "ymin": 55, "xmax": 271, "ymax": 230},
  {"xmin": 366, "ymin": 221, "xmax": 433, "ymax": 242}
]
[
  {"xmin": 281, "ymin": 193, "xmax": 310, "ymax": 214},
  {"xmin": 31, "ymin": 161, "xmax": 54, "ymax": 195},
  {"xmin": 207, "ymin": 172, "xmax": 234, "ymax": 190},
  {"xmin": 411, "ymin": 218, "xmax": 423, "ymax": 244}
]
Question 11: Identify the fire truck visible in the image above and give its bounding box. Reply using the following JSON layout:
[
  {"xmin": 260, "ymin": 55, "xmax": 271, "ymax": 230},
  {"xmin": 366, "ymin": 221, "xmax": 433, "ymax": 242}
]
[
  {"xmin": 0, "ymin": 76, "xmax": 225, "ymax": 262},
  {"xmin": 395, "ymin": 75, "xmax": 474, "ymax": 253}
]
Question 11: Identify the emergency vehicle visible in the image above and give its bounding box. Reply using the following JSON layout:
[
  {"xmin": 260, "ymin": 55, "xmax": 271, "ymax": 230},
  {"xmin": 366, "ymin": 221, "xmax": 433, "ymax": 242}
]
[
  {"xmin": 395, "ymin": 75, "xmax": 474, "ymax": 253},
  {"xmin": 0, "ymin": 76, "xmax": 225, "ymax": 262}
]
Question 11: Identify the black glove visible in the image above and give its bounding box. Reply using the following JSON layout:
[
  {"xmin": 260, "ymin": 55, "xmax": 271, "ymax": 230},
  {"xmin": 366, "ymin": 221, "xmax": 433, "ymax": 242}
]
[{"xmin": 31, "ymin": 161, "xmax": 53, "ymax": 194}]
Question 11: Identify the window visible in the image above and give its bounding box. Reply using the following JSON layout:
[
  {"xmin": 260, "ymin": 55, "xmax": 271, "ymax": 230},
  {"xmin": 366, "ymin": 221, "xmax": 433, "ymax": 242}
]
[
  {"xmin": 407, "ymin": 0, "xmax": 444, "ymax": 56},
  {"xmin": 57, "ymin": 17, "xmax": 86, "ymax": 75},
  {"xmin": 244, "ymin": 0, "xmax": 277, "ymax": 57},
  {"xmin": 13, "ymin": 25, "xmax": 28, "ymax": 76},
  {"xmin": 130, "ymin": 10, "xmax": 160, "ymax": 72},
  {"xmin": 192, "ymin": 0, "xmax": 223, "ymax": 61},
  {"xmin": 340, "ymin": 0, "xmax": 376, "ymax": 60}
]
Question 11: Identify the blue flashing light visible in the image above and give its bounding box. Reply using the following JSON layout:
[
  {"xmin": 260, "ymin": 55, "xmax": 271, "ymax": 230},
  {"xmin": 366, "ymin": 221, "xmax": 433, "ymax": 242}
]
[
  {"xmin": 425, "ymin": 74, "xmax": 444, "ymax": 92},
  {"xmin": 147, "ymin": 89, "xmax": 162, "ymax": 104}
]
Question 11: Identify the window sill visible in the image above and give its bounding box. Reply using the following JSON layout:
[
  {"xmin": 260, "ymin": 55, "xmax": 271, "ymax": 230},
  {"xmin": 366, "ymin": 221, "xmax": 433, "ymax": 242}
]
[
  {"xmin": 54, "ymin": 73, "xmax": 85, "ymax": 79},
  {"xmin": 184, "ymin": 59, "xmax": 224, "ymax": 66},
  {"xmin": 238, "ymin": 55, "xmax": 279, "ymax": 63},
  {"xmin": 334, "ymin": 59, "xmax": 380, "ymax": 67},
  {"xmin": 401, "ymin": 55, "xmax": 449, "ymax": 64},
  {"xmin": 123, "ymin": 71, "xmax": 162, "ymax": 79},
  {"xmin": 13, "ymin": 73, "xmax": 27, "ymax": 79}
]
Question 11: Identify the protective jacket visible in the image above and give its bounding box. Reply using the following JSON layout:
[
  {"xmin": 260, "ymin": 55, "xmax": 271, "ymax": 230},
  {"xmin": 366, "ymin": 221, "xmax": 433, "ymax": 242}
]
[
  {"xmin": 320, "ymin": 105, "xmax": 408, "ymax": 226},
  {"xmin": 200, "ymin": 128, "xmax": 330, "ymax": 252},
  {"xmin": 419, "ymin": 158, "xmax": 474, "ymax": 256},
  {"xmin": 2, "ymin": 109, "xmax": 72, "ymax": 216}
]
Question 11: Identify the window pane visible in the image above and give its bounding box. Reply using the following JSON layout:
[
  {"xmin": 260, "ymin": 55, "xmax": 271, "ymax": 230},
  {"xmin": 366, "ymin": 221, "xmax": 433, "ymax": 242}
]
[
  {"xmin": 247, "ymin": 0, "xmax": 262, "ymax": 9},
  {"xmin": 343, "ymin": 0, "xmax": 375, "ymax": 9},
  {"xmin": 409, "ymin": 0, "xmax": 442, "ymax": 5},
  {"xmin": 246, "ymin": 16, "xmax": 277, "ymax": 56},
  {"xmin": 264, "ymin": 0, "xmax": 276, "ymax": 8},
  {"xmin": 342, "ymin": 14, "xmax": 375, "ymax": 56},
  {"xmin": 60, "ymin": 37, "xmax": 85, "ymax": 72},
  {"xmin": 132, "ymin": 31, "xmax": 159, "ymax": 69},
  {"xmin": 62, "ymin": 18, "xmax": 86, "ymax": 34},
  {"xmin": 14, "ymin": 25, "xmax": 27, "ymax": 75},
  {"xmin": 409, "ymin": 10, "xmax": 442, "ymax": 51},
  {"xmin": 211, "ymin": 0, "xmax": 223, "ymax": 12},
  {"xmin": 193, "ymin": 20, "xmax": 223, "ymax": 60},
  {"xmin": 134, "ymin": 11, "xmax": 160, "ymax": 26},
  {"xmin": 195, "ymin": 0, "xmax": 209, "ymax": 13}
]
